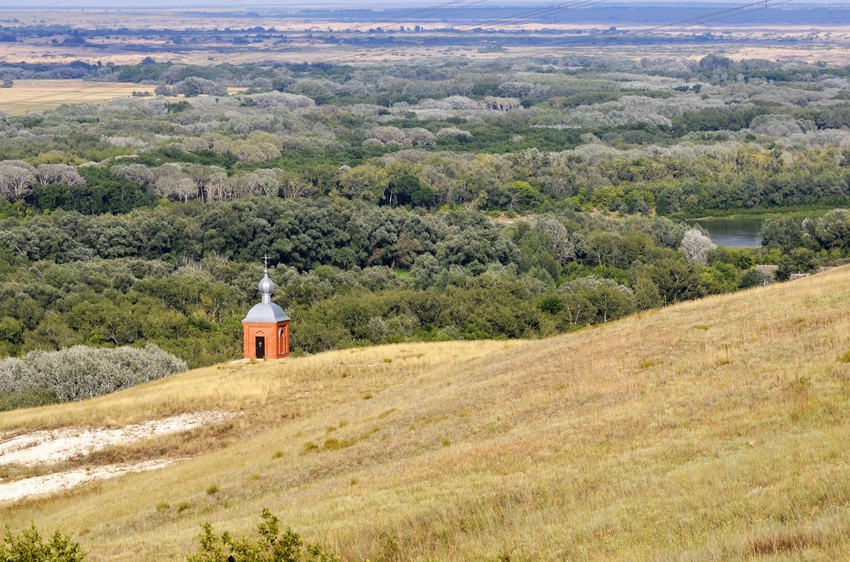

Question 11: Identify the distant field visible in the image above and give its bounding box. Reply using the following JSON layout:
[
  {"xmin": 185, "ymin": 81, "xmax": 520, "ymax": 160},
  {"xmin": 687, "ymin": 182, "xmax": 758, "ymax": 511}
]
[
  {"xmin": 0, "ymin": 80, "xmax": 142, "ymax": 115},
  {"xmin": 0, "ymin": 81, "xmax": 247, "ymax": 115},
  {"xmin": 2, "ymin": 9, "xmax": 850, "ymax": 66}
]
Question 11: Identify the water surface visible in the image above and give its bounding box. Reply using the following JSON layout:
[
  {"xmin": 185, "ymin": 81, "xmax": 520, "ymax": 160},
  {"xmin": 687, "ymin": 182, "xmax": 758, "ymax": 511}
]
[{"xmin": 691, "ymin": 217, "xmax": 763, "ymax": 248}]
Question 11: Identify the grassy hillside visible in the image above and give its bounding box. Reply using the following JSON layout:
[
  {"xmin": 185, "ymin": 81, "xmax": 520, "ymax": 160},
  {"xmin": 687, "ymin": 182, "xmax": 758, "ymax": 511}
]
[{"xmin": 3, "ymin": 267, "xmax": 850, "ymax": 561}]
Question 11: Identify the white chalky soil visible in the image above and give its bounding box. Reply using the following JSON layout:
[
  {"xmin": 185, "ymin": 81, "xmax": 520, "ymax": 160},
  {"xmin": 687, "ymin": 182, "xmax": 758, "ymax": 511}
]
[{"xmin": 0, "ymin": 411, "xmax": 230, "ymax": 502}]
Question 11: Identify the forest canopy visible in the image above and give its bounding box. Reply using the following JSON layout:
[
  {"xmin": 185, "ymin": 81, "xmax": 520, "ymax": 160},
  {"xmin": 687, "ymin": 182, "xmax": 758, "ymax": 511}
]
[{"xmin": 1, "ymin": 54, "xmax": 849, "ymax": 375}]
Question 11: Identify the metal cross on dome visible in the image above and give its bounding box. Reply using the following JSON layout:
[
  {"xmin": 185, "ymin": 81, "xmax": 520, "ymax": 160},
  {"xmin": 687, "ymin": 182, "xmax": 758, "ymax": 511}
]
[{"xmin": 262, "ymin": 253, "xmax": 269, "ymax": 270}]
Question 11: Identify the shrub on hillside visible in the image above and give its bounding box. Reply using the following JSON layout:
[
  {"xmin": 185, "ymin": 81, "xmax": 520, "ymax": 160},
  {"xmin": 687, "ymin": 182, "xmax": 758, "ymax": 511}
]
[
  {"xmin": 0, "ymin": 524, "xmax": 85, "ymax": 562},
  {"xmin": 186, "ymin": 509, "xmax": 339, "ymax": 562},
  {"xmin": 0, "ymin": 344, "xmax": 186, "ymax": 404}
]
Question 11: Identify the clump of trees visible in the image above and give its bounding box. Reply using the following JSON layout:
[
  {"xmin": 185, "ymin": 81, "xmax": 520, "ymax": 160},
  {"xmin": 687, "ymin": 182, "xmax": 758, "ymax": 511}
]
[
  {"xmin": 0, "ymin": 344, "xmax": 186, "ymax": 409},
  {"xmin": 760, "ymin": 209, "xmax": 850, "ymax": 279}
]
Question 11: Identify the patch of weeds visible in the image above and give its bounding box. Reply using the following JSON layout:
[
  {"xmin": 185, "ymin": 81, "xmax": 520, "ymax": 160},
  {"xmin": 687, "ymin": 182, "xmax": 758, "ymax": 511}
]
[
  {"xmin": 156, "ymin": 502, "xmax": 170, "ymax": 512},
  {"xmin": 301, "ymin": 441, "xmax": 319, "ymax": 455},
  {"xmin": 350, "ymin": 478, "xmax": 359, "ymax": 486},
  {"xmin": 176, "ymin": 502, "xmax": 190, "ymax": 514},
  {"xmin": 272, "ymin": 450, "xmax": 283, "ymax": 459},
  {"xmin": 323, "ymin": 438, "xmax": 342, "ymax": 451},
  {"xmin": 639, "ymin": 359, "xmax": 662, "ymax": 369},
  {"xmin": 694, "ymin": 324, "xmax": 709, "ymax": 331},
  {"xmin": 377, "ymin": 533, "xmax": 400, "ymax": 561},
  {"xmin": 747, "ymin": 529, "xmax": 821, "ymax": 555},
  {"xmin": 338, "ymin": 420, "xmax": 349, "ymax": 428},
  {"xmin": 326, "ymin": 425, "xmax": 337, "ymax": 433},
  {"xmin": 377, "ymin": 408, "xmax": 396, "ymax": 419},
  {"xmin": 248, "ymin": 474, "xmax": 261, "ymax": 481},
  {"xmin": 382, "ymin": 358, "xmax": 392, "ymax": 363},
  {"xmin": 206, "ymin": 484, "xmax": 219, "ymax": 496},
  {"xmin": 837, "ymin": 350, "xmax": 850, "ymax": 363},
  {"xmin": 362, "ymin": 392, "xmax": 373, "ymax": 400},
  {"xmin": 442, "ymin": 438, "xmax": 452, "ymax": 447},
  {"xmin": 788, "ymin": 375, "xmax": 812, "ymax": 394}
]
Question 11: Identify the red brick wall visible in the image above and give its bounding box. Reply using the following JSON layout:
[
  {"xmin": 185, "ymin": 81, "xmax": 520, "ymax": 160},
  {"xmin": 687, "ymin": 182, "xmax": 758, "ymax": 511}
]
[{"xmin": 243, "ymin": 321, "xmax": 290, "ymax": 359}]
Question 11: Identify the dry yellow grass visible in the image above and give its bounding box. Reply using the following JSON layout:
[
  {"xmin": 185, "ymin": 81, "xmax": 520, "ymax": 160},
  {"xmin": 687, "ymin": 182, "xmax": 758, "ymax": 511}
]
[
  {"xmin": 4, "ymin": 268, "xmax": 850, "ymax": 560},
  {"xmin": 0, "ymin": 81, "xmax": 248, "ymax": 115},
  {"xmin": 0, "ymin": 80, "xmax": 144, "ymax": 115}
]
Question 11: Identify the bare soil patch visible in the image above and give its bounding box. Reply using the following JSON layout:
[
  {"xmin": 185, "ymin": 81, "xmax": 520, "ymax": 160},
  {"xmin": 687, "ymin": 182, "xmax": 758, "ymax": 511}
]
[{"xmin": 0, "ymin": 411, "xmax": 230, "ymax": 503}]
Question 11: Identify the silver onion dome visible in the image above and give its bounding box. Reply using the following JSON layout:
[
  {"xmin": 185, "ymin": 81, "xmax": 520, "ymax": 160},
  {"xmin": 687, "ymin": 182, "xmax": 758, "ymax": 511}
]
[
  {"xmin": 258, "ymin": 268, "xmax": 275, "ymax": 302},
  {"xmin": 243, "ymin": 263, "xmax": 290, "ymax": 323}
]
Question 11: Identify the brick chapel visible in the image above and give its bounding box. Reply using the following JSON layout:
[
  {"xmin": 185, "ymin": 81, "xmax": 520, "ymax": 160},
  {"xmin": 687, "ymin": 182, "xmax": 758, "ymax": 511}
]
[{"xmin": 242, "ymin": 263, "xmax": 290, "ymax": 359}]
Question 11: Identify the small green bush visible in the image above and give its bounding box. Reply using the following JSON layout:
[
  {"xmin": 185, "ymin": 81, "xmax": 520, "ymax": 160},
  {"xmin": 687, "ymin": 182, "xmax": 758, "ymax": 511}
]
[
  {"xmin": 186, "ymin": 509, "xmax": 339, "ymax": 562},
  {"xmin": 0, "ymin": 524, "xmax": 85, "ymax": 562},
  {"xmin": 322, "ymin": 438, "xmax": 341, "ymax": 451}
]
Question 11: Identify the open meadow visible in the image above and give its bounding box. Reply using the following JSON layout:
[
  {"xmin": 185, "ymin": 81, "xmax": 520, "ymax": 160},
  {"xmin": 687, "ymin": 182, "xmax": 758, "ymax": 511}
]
[
  {"xmin": 0, "ymin": 80, "xmax": 144, "ymax": 115},
  {"xmin": 2, "ymin": 267, "xmax": 850, "ymax": 560}
]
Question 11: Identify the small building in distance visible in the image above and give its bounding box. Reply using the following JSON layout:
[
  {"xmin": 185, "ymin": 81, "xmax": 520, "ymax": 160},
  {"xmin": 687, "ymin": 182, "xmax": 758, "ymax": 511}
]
[{"xmin": 243, "ymin": 264, "xmax": 290, "ymax": 360}]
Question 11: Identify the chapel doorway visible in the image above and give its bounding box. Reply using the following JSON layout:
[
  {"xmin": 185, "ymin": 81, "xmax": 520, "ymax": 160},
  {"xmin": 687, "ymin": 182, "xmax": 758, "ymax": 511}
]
[{"xmin": 256, "ymin": 336, "xmax": 265, "ymax": 359}]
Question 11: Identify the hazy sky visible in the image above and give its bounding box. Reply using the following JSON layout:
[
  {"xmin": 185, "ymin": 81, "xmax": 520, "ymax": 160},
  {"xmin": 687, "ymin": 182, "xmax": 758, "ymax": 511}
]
[{"xmin": 0, "ymin": 0, "xmax": 836, "ymax": 8}]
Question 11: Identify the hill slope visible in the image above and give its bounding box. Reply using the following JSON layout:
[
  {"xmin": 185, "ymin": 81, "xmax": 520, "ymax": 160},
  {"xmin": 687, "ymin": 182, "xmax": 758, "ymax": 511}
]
[{"xmin": 3, "ymin": 268, "xmax": 850, "ymax": 561}]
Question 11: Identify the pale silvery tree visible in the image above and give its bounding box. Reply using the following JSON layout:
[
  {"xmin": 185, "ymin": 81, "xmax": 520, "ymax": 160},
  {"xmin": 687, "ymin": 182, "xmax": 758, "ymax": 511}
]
[
  {"xmin": 530, "ymin": 217, "xmax": 585, "ymax": 265},
  {"xmin": 0, "ymin": 345, "xmax": 187, "ymax": 403},
  {"xmin": 679, "ymin": 228, "xmax": 716, "ymax": 265},
  {"xmin": 0, "ymin": 160, "xmax": 35, "ymax": 200},
  {"xmin": 35, "ymin": 164, "xmax": 86, "ymax": 187}
]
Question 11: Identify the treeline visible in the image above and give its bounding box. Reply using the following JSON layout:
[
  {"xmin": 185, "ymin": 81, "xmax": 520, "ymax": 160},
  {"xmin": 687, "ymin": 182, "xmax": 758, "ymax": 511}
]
[
  {"xmin": 5, "ymin": 142, "xmax": 850, "ymax": 218},
  {"xmin": 0, "ymin": 199, "xmax": 768, "ymax": 366}
]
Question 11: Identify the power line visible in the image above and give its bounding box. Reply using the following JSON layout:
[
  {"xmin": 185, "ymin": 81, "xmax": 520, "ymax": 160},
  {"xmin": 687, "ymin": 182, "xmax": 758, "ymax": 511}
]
[
  {"xmin": 524, "ymin": 0, "xmax": 795, "ymax": 59},
  {"xmin": 282, "ymin": 0, "xmax": 611, "ymax": 67},
  {"xmin": 454, "ymin": 0, "xmax": 608, "ymax": 31},
  {"xmin": 638, "ymin": 0, "xmax": 792, "ymax": 35}
]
